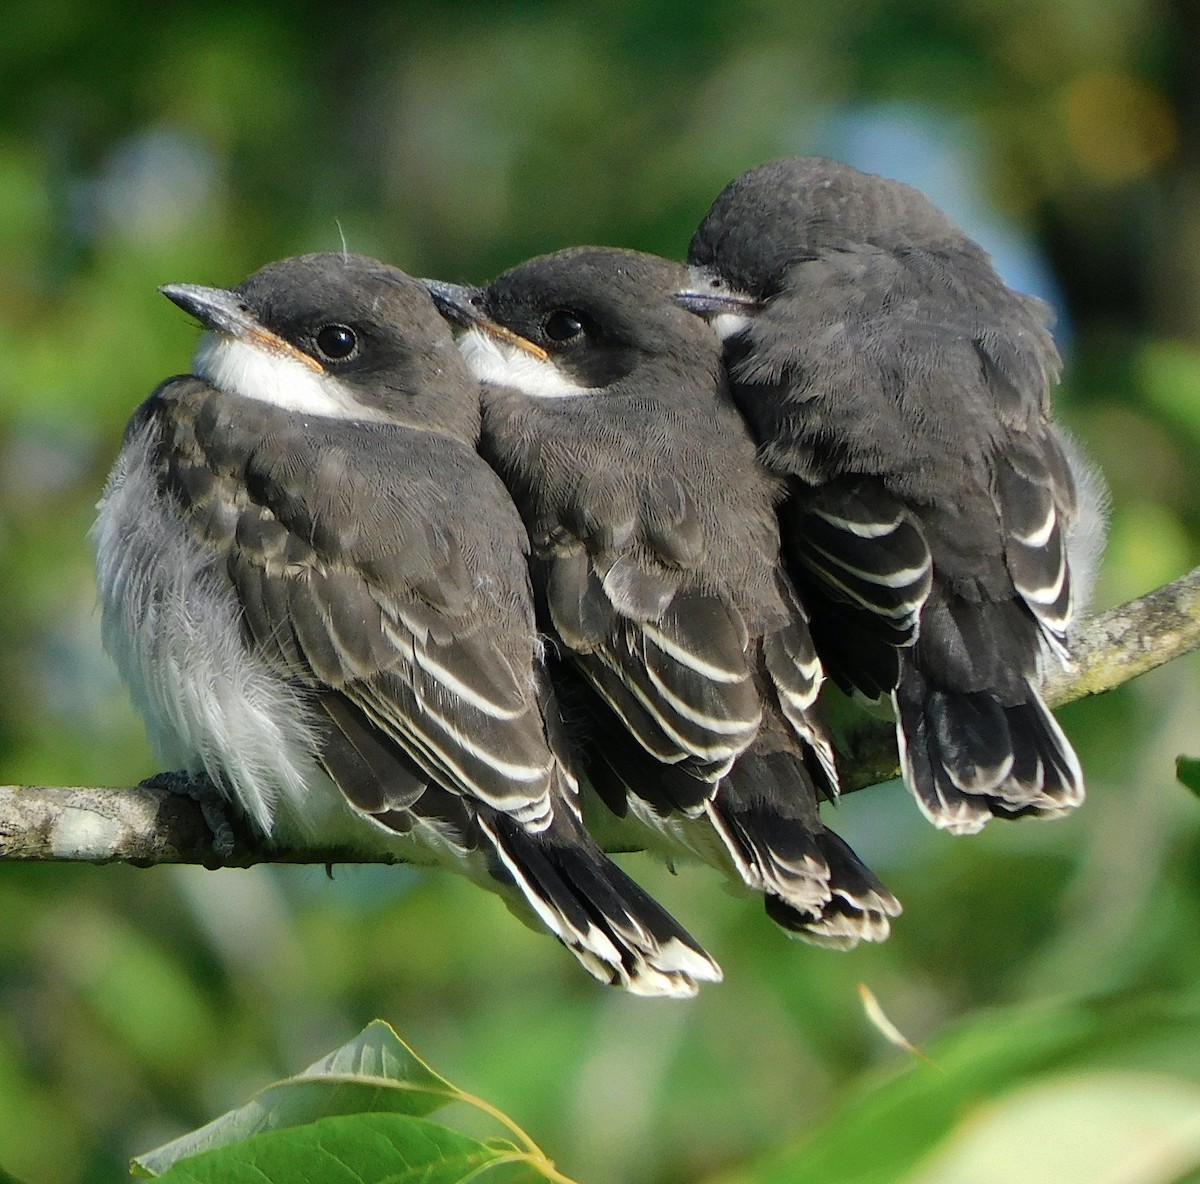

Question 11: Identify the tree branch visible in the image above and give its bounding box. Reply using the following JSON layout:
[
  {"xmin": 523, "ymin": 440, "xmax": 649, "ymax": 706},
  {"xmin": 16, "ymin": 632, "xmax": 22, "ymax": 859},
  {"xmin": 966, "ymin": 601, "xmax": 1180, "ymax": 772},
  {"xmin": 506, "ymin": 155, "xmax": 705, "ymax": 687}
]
[{"xmin": 5, "ymin": 565, "xmax": 1200, "ymax": 866}]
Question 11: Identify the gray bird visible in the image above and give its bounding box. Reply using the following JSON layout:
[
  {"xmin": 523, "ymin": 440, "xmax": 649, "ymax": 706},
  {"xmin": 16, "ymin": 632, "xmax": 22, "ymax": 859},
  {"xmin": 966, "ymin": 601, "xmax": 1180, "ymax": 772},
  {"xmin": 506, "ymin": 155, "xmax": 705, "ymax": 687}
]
[
  {"xmin": 427, "ymin": 247, "xmax": 900, "ymax": 947},
  {"xmin": 680, "ymin": 157, "xmax": 1104, "ymax": 834},
  {"xmin": 92, "ymin": 251, "xmax": 721, "ymax": 996}
]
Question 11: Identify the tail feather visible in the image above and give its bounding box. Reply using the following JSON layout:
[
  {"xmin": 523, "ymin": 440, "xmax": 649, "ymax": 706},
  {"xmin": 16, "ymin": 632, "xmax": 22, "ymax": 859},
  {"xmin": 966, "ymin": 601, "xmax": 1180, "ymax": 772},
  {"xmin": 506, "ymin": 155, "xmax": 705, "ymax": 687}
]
[
  {"xmin": 556, "ymin": 664, "xmax": 904, "ymax": 957},
  {"xmin": 708, "ymin": 748, "xmax": 832, "ymax": 912},
  {"xmin": 705, "ymin": 791, "xmax": 830, "ymax": 913},
  {"xmin": 710, "ymin": 745, "xmax": 901, "ymax": 949},
  {"xmin": 478, "ymin": 808, "xmax": 722, "ymax": 997},
  {"xmin": 765, "ymin": 830, "xmax": 901, "ymax": 949},
  {"xmin": 1004, "ymin": 700, "xmax": 1084, "ymax": 803},
  {"xmin": 895, "ymin": 672, "xmax": 1084, "ymax": 835}
]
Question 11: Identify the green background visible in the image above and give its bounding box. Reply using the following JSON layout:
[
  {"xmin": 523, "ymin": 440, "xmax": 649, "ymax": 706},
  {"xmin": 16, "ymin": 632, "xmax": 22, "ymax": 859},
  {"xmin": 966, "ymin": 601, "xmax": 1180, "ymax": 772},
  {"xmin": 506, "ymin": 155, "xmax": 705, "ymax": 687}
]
[{"xmin": 2, "ymin": 3, "xmax": 1199, "ymax": 1181}]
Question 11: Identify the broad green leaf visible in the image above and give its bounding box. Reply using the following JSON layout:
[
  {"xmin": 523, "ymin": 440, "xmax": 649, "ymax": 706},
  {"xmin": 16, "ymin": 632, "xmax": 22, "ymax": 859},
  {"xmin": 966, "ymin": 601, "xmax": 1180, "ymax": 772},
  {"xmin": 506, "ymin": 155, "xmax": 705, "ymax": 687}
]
[
  {"xmin": 1176, "ymin": 756, "xmax": 1200, "ymax": 799},
  {"xmin": 722, "ymin": 994, "xmax": 1200, "ymax": 1184},
  {"xmin": 908, "ymin": 1071, "xmax": 1200, "ymax": 1184},
  {"xmin": 134, "ymin": 1020, "xmax": 460, "ymax": 1176},
  {"xmin": 0, "ymin": 1165, "xmax": 31, "ymax": 1184},
  {"xmin": 150, "ymin": 1113, "xmax": 545, "ymax": 1183}
]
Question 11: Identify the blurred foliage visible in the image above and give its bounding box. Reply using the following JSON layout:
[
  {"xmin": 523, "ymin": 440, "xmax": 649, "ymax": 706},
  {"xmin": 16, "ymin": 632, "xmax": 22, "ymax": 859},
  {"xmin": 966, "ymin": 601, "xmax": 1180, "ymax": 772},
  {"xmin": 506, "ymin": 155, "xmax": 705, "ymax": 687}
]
[
  {"xmin": 1, "ymin": 2, "xmax": 1199, "ymax": 1182},
  {"xmin": 1180, "ymin": 756, "xmax": 1200, "ymax": 798}
]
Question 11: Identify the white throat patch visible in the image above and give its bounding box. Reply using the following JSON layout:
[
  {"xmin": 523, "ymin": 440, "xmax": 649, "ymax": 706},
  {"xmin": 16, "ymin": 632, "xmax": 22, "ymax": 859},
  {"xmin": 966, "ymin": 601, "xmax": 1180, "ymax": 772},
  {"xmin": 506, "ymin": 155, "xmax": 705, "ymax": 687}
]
[
  {"xmin": 709, "ymin": 312, "xmax": 753, "ymax": 342},
  {"xmin": 457, "ymin": 327, "xmax": 593, "ymax": 400},
  {"xmin": 193, "ymin": 332, "xmax": 386, "ymax": 421}
]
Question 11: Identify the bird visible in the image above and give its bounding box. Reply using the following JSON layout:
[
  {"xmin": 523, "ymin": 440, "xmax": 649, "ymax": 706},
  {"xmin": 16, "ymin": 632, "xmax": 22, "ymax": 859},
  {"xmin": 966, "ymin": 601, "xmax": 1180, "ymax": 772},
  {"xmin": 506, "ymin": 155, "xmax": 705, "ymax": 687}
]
[
  {"xmin": 679, "ymin": 157, "xmax": 1105, "ymax": 835},
  {"xmin": 425, "ymin": 246, "xmax": 900, "ymax": 947},
  {"xmin": 91, "ymin": 250, "xmax": 722, "ymax": 997}
]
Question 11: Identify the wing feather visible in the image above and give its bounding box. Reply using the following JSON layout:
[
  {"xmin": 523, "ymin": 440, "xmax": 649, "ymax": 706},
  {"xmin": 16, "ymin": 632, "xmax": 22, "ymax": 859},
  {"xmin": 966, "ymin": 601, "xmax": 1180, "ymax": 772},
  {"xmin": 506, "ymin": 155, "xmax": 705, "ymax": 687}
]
[{"xmin": 224, "ymin": 426, "xmax": 559, "ymax": 831}]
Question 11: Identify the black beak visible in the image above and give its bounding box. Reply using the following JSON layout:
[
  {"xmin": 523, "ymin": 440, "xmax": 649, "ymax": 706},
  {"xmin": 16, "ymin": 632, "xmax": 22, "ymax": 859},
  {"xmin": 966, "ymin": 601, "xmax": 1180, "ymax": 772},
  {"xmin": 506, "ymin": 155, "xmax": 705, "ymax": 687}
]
[
  {"xmin": 160, "ymin": 283, "xmax": 258, "ymax": 337},
  {"xmin": 160, "ymin": 282, "xmax": 322, "ymax": 370},
  {"xmin": 673, "ymin": 290, "xmax": 763, "ymax": 317},
  {"xmin": 421, "ymin": 279, "xmax": 488, "ymax": 330},
  {"xmin": 421, "ymin": 278, "xmax": 549, "ymax": 360},
  {"xmin": 673, "ymin": 267, "xmax": 762, "ymax": 318}
]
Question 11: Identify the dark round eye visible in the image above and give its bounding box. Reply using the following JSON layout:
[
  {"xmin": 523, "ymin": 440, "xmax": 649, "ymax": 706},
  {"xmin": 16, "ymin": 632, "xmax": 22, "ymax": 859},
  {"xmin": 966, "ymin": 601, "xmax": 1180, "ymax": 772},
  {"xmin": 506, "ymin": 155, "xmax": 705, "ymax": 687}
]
[
  {"xmin": 314, "ymin": 323, "xmax": 358, "ymax": 360},
  {"xmin": 543, "ymin": 310, "xmax": 584, "ymax": 342}
]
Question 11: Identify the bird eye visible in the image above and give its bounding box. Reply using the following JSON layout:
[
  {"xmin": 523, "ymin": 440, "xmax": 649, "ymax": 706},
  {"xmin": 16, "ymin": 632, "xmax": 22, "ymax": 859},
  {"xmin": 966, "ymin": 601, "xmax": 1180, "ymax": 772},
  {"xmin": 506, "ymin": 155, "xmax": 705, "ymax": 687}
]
[
  {"xmin": 543, "ymin": 310, "xmax": 584, "ymax": 342},
  {"xmin": 314, "ymin": 324, "xmax": 358, "ymax": 361}
]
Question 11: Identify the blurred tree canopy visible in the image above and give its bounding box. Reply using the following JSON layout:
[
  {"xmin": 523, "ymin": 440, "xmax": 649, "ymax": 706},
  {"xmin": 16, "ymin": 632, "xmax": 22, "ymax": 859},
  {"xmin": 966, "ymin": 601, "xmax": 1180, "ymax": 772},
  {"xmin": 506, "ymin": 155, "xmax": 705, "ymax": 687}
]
[{"xmin": 1, "ymin": 3, "xmax": 1199, "ymax": 1182}]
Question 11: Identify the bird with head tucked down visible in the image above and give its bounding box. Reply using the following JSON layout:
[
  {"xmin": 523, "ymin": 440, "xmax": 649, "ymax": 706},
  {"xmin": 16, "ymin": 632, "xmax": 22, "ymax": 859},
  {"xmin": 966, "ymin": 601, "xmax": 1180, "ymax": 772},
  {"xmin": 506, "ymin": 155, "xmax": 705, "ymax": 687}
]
[{"xmin": 680, "ymin": 157, "xmax": 1106, "ymax": 835}]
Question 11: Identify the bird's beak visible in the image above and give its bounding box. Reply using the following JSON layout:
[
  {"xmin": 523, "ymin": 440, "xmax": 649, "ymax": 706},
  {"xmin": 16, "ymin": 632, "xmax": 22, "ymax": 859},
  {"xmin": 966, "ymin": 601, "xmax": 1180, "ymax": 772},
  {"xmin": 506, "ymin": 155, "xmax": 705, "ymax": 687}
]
[
  {"xmin": 673, "ymin": 268, "xmax": 763, "ymax": 318},
  {"xmin": 673, "ymin": 289, "xmax": 763, "ymax": 316},
  {"xmin": 422, "ymin": 278, "xmax": 549, "ymax": 361},
  {"xmin": 160, "ymin": 283, "xmax": 323, "ymax": 371}
]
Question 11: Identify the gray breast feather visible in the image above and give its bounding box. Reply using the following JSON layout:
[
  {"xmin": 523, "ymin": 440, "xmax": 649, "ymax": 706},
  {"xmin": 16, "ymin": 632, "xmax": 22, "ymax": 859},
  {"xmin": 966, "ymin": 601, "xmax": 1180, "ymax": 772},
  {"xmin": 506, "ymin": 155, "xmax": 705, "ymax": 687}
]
[
  {"xmin": 91, "ymin": 420, "xmax": 333, "ymax": 841},
  {"xmin": 1053, "ymin": 424, "xmax": 1109, "ymax": 620}
]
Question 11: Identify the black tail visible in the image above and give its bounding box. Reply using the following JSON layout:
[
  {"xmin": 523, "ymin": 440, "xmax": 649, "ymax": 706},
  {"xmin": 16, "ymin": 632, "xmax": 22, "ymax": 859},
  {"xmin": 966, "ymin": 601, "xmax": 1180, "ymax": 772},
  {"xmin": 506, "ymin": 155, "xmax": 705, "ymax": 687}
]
[
  {"xmin": 894, "ymin": 667, "xmax": 1084, "ymax": 835},
  {"xmin": 557, "ymin": 664, "xmax": 900, "ymax": 951},
  {"xmin": 707, "ymin": 747, "xmax": 832, "ymax": 912},
  {"xmin": 713, "ymin": 744, "xmax": 901, "ymax": 947},
  {"xmin": 765, "ymin": 830, "xmax": 901, "ymax": 948},
  {"xmin": 479, "ymin": 807, "xmax": 722, "ymax": 997}
]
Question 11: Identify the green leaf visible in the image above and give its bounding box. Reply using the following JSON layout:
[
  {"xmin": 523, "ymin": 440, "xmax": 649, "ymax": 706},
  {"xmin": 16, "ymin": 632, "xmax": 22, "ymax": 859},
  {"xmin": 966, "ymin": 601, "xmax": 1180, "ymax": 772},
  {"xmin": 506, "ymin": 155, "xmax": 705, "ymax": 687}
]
[
  {"xmin": 1177, "ymin": 756, "xmax": 1200, "ymax": 799},
  {"xmin": 149, "ymin": 1113, "xmax": 546, "ymax": 1183},
  {"xmin": 906, "ymin": 1071, "xmax": 1200, "ymax": 1184},
  {"xmin": 133, "ymin": 1020, "xmax": 460, "ymax": 1176},
  {"xmin": 726, "ymin": 994, "xmax": 1200, "ymax": 1184}
]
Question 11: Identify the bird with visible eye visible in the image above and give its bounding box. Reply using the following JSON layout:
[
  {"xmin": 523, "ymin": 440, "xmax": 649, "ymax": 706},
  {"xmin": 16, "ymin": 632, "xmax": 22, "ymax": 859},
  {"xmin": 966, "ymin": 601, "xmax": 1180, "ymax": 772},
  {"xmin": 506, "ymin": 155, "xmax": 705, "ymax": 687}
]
[
  {"xmin": 542, "ymin": 310, "xmax": 585, "ymax": 343},
  {"xmin": 93, "ymin": 251, "xmax": 722, "ymax": 998},
  {"xmin": 428, "ymin": 246, "xmax": 900, "ymax": 950},
  {"xmin": 313, "ymin": 323, "xmax": 359, "ymax": 362}
]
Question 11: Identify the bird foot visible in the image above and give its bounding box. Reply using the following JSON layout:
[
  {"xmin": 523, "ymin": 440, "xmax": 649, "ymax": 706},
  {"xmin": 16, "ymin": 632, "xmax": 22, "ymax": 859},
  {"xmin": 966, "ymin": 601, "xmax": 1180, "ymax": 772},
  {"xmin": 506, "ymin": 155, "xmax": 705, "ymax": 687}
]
[{"xmin": 138, "ymin": 770, "xmax": 240, "ymax": 862}]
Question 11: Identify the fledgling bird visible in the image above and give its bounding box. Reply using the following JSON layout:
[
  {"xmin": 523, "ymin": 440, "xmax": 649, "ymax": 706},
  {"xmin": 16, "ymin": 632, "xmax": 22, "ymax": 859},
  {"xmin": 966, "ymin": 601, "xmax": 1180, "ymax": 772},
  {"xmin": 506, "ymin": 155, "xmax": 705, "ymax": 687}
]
[
  {"xmin": 427, "ymin": 247, "xmax": 900, "ymax": 947},
  {"xmin": 681, "ymin": 157, "xmax": 1105, "ymax": 834},
  {"xmin": 91, "ymin": 251, "xmax": 721, "ymax": 996}
]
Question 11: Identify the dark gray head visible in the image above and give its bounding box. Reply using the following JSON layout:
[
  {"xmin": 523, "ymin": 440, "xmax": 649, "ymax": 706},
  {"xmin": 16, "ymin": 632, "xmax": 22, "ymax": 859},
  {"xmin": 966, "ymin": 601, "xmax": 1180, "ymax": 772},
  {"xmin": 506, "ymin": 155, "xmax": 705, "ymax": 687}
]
[
  {"xmin": 428, "ymin": 247, "xmax": 725, "ymax": 395},
  {"xmin": 687, "ymin": 157, "xmax": 972, "ymax": 299},
  {"xmin": 162, "ymin": 252, "xmax": 481, "ymax": 441}
]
